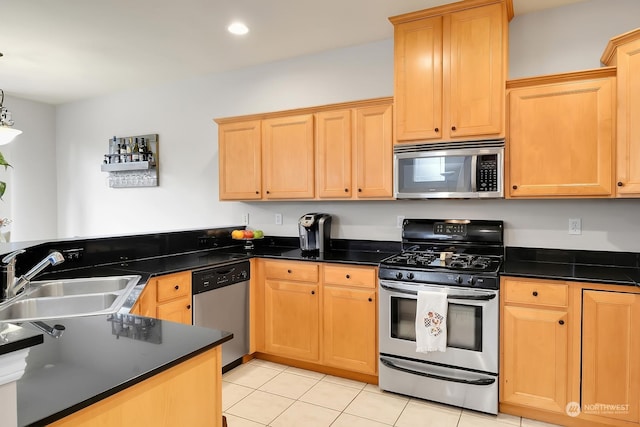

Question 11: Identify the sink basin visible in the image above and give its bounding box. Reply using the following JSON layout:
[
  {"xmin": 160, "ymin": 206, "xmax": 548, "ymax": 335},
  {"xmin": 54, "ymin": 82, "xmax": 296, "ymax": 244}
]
[
  {"xmin": 0, "ymin": 275, "xmax": 141, "ymax": 323},
  {"xmin": 27, "ymin": 276, "xmax": 136, "ymax": 298}
]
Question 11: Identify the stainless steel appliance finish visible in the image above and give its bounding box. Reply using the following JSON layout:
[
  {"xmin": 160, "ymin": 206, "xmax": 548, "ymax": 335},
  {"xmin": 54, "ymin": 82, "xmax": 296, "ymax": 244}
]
[
  {"xmin": 193, "ymin": 260, "xmax": 250, "ymax": 372},
  {"xmin": 298, "ymin": 213, "xmax": 332, "ymax": 253},
  {"xmin": 394, "ymin": 141, "xmax": 504, "ymax": 199},
  {"xmin": 378, "ymin": 219, "xmax": 504, "ymax": 414}
]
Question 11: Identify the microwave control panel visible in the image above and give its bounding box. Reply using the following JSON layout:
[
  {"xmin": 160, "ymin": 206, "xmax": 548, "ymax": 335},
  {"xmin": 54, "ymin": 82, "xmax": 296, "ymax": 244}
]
[{"xmin": 477, "ymin": 154, "xmax": 499, "ymax": 192}]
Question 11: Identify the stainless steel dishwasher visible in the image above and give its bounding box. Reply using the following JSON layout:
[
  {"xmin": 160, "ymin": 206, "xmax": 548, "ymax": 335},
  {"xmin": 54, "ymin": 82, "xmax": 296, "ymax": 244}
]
[{"xmin": 192, "ymin": 260, "xmax": 250, "ymax": 372}]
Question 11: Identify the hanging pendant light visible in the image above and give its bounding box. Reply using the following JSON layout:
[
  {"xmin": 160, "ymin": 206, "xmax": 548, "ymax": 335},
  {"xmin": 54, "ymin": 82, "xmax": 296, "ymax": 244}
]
[{"xmin": 0, "ymin": 89, "xmax": 22, "ymax": 145}]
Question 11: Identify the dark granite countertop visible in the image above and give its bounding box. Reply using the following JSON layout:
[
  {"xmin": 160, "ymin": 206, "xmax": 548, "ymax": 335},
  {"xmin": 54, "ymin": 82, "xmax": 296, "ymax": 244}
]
[
  {"xmin": 16, "ymin": 315, "xmax": 231, "ymax": 427},
  {"xmin": 503, "ymin": 247, "xmax": 640, "ymax": 287},
  {"xmin": 0, "ymin": 324, "xmax": 43, "ymax": 357}
]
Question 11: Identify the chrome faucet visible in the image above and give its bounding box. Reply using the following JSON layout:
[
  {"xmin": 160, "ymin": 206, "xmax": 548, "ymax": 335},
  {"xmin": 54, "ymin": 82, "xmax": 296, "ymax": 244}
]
[{"xmin": 2, "ymin": 250, "xmax": 65, "ymax": 300}]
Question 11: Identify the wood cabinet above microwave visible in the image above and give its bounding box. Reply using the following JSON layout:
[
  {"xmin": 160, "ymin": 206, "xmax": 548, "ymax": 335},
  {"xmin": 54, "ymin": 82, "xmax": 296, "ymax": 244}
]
[{"xmin": 390, "ymin": 0, "xmax": 512, "ymax": 145}]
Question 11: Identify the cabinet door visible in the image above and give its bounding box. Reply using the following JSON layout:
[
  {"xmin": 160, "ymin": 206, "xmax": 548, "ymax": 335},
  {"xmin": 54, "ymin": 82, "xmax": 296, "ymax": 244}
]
[
  {"xmin": 262, "ymin": 114, "xmax": 315, "ymax": 199},
  {"xmin": 218, "ymin": 120, "xmax": 262, "ymax": 200},
  {"xmin": 446, "ymin": 3, "xmax": 505, "ymax": 139},
  {"xmin": 501, "ymin": 305, "xmax": 568, "ymax": 413},
  {"xmin": 156, "ymin": 297, "xmax": 192, "ymax": 325},
  {"xmin": 582, "ymin": 291, "xmax": 640, "ymax": 423},
  {"xmin": 264, "ymin": 279, "xmax": 320, "ymax": 361},
  {"xmin": 354, "ymin": 103, "xmax": 393, "ymax": 198},
  {"xmin": 615, "ymin": 37, "xmax": 640, "ymax": 196},
  {"xmin": 508, "ymin": 77, "xmax": 614, "ymax": 197},
  {"xmin": 316, "ymin": 109, "xmax": 352, "ymax": 198},
  {"xmin": 394, "ymin": 16, "xmax": 443, "ymax": 142},
  {"xmin": 323, "ymin": 286, "xmax": 377, "ymax": 375}
]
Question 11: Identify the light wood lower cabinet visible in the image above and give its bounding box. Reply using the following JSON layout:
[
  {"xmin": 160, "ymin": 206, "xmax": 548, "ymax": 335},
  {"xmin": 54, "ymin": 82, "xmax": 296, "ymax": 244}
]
[
  {"xmin": 255, "ymin": 259, "xmax": 378, "ymax": 379},
  {"xmin": 49, "ymin": 346, "xmax": 223, "ymax": 427},
  {"xmin": 500, "ymin": 276, "xmax": 640, "ymax": 427},
  {"xmin": 582, "ymin": 290, "xmax": 640, "ymax": 424},
  {"xmin": 130, "ymin": 271, "xmax": 192, "ymax": 325},
  {"xmin": 501, "ymin": 277, "xmax": 569, "ymax": 413}
]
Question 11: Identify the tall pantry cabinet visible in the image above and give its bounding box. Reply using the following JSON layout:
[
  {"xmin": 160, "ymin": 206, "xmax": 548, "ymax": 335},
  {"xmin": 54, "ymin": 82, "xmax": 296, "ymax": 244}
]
[
  {"xmin": 601, "ymin": 28, "xmax": 640, "ymax": 196},
  {"xmin": 390, "ymin": 0, "xmax": 512, "ymax": 144}
]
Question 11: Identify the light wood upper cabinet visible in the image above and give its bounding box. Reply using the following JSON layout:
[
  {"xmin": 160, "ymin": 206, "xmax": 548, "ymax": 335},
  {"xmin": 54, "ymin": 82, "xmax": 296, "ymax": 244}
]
[
  {"xmin": 354, "ymin": 103, "xmax": 393, "ymax": 198},
  {"xmin": 602, "ymin": 29, "xmax": 640, "ymax": 197},
  {"xmin": 507, "ymin": 70, "xmax": 616, "ymax": 198},
  {"xmin": 316, "ymin": 109, "xmax": 352, "ymax": 198},
  {"xmin": 316, "ymin": 102, "xmax": 393, "ymax": 199},
  {"xmin": 582, "ymin": 290, "xmax": 640, "ymax": 424},
  {"xmin": 217, "ymin": 120, "xmax": 262, "ymax": 200},
  {"xmin": 501, "ymin": 277, "xmax": 569, "ymax": 414},
  {"xmin": 262, "ymin": 114, "xmax": 315, "ymax": 199},
  {"xmin": 392, "ymin": 1, "xmax": 508, "ymax": 143}
]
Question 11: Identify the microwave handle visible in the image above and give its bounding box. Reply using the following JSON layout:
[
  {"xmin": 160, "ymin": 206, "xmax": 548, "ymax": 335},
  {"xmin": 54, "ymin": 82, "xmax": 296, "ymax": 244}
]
[{"xmin": 470, "ymin": 155, "xmax": 478, "ymax": 192}]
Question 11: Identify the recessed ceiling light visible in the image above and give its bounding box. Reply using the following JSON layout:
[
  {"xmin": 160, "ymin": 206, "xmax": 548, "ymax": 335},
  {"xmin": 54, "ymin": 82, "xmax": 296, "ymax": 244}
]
[{"xmin": 227, "ymin": 22, "xmax": 249, "ymax": 36}]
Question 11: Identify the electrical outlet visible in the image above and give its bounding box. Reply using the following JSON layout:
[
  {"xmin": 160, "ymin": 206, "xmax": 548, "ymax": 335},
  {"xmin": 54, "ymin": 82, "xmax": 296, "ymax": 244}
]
[
  {"xmin": 397, "ymin": 215, "xmax": 405, "ymax": 228},
  {"xmin": 275, "ymin": 213, "xmax": 283, "ymax": 225},
  {"xmin": 569, "ymin": 218, "xmax": 582, "ymax": 235},
  {"xmin": 242, "ymin": 213, "xmax": 249, "ymax": 225}
]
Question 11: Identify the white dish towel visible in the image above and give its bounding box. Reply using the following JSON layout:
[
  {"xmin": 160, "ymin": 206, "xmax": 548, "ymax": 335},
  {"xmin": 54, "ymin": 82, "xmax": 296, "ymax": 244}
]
[{"xmin": 415, "ymin": 290, "xmax": 448, "ymax": 353}]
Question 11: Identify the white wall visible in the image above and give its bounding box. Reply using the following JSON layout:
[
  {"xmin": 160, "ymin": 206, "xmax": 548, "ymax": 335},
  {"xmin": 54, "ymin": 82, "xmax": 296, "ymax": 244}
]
[
  {"xmin": 1, "ymin": 95, "xmax": 57, "ymax": 242},
  {"xmin": 51, "ymin": 0, "xmax": 640, "ymax": 252}
]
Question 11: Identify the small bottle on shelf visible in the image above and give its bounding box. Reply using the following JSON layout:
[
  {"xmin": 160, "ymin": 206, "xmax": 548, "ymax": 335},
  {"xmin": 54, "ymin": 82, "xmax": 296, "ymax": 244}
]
[
  {"xmin": 126, "ymin": 137, "xmax": 133, "ymax": 162},
  {"xmin": 139, "ymin": 137, "xmax": 147, "ymax": 161},
  {"xmin": 132, "ymin": 137, "xmax": 140, "ymax": 162},
  {"xmin": 120, "ymin": 138, "xmax": 128, "ymax": 163}
]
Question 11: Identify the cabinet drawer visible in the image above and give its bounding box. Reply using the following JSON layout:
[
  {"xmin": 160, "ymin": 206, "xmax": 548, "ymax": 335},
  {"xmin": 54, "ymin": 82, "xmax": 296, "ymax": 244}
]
[
  {"xmin": 503, "ymin": 278, "xmax": 568, "ymax": 307},
  {"xmin": 264, "ymin": 261, "xmax": 318, "ymax": 282},
  {"xmin": 323, "ymin": 265, "xmax": 376, "ymax": 289},
  {"xmin": 156, "ymin": 272, "xmax": 191, "ymax": 302}
]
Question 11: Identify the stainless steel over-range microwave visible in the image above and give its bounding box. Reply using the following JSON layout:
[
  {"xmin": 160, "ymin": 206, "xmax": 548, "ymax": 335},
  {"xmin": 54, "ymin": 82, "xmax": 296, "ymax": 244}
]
[{"xmin": 394, "ymin": 140, "xmax": 504, "ymax": 199}]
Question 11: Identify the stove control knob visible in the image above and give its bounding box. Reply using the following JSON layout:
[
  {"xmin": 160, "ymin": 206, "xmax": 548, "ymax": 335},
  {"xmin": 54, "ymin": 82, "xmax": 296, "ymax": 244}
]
[
  {"xmin": 396, "ymin": 272, "xmax": 404, "ymax": 280},
  {"xmin": 467, "ymin": 277, "xmax": 475, "ymax": 285},
  {"xmin": 407, "ymin": 272, "xmax": 415, "ymax": 280},
  {"xmin": 454, "ymin": 275, "xmax": 462, "ymax": 284}
]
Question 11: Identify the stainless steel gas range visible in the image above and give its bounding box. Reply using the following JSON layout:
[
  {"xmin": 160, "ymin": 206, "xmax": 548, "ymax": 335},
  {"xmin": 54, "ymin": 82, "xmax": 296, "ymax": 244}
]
[{"xmin": 378, "ymin": 218, "xmax": 504, "ymax": 414}]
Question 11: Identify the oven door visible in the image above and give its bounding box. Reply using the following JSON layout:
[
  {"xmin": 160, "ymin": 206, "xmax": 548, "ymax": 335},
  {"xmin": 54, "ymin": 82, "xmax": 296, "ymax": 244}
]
[{"xmin": 379, "ymin": 279, "xmax": 498, "ymax": 374}]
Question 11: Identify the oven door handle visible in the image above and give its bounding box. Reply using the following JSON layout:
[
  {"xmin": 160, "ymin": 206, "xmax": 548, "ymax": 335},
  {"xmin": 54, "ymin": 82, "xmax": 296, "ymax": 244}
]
[
  {"xmin": 380, "ymin": 357, "xmax": 495, "ymax": 386},
  {"xmin": 380, "ymin": 284, "xmax": 496, "ymax": 301}
]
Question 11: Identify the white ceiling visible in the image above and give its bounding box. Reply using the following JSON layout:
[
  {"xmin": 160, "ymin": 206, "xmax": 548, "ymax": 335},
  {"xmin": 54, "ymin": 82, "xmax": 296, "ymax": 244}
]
[{"xmin": 0, "ymin": 0, "xmax": 587, "ymax": 105}]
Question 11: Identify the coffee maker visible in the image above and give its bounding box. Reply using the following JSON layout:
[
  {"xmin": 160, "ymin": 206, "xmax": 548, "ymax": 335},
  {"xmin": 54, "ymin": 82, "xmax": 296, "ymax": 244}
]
[{"xmin": 298, "ymin": 213, "xmax": 332, "ymax": 253}]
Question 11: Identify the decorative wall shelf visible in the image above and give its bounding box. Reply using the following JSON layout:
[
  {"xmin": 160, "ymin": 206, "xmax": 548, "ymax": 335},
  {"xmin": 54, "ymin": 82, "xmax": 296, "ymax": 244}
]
[{"xmin": 101, "ymin": 133, "xmax": 159, "ymax": 188}]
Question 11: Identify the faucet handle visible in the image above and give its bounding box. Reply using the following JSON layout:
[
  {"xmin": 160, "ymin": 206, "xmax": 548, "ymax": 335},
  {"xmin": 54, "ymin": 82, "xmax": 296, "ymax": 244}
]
[{"xmin": 2, "ymin": 249, "xmax": 25, "ymax": 265}]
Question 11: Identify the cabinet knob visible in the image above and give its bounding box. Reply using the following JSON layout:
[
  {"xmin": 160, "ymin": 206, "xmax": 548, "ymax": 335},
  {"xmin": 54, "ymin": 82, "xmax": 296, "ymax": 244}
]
[
  {"xmin": 618, "ymin": 181, "xmax": 624, "ymax": 187},
  {"xmin": 512, "ymin": 185, "xmax": 518, "ymax": 190},
  {"xmin": 256, "ymin": 191, "xmax": 259, "ymax": 194},
  {"xmin": 558, "ymin": 320, "xmax": 565, "ymax": 325},
  {"xmin": 451, "ymin": 126, "xmax": 457, "ymax": 131},
  {"xmin": 368, "ymin": 297, "xmax": 373, "ymax": 302},
  {"xmin": 532, "ymin": 291, "xmax": 538, "ymax": 297},
  {"xmin": 311, "ymin": 290, "xmax": 315, "ymax": 295},
  {"xmin": 346, "ymin": 274, "xmax": 350, "ymax": 279},
  {"xmin": 287, "ymin": 269, "xmax": 292, "ymax": 273},
  {"xmin": 344, "ymin": 188, "xmax": 349, "ymax": 192},
  {"xmin": 174, "ymin": 285, "xmax": 180, "ymax": 290},
  {"xmin": 434, "ymin": 128, "xmax": 439, "ymax": 133},
  {"xmin": 187, "ymin": 304, "xmax": 191, "ymax": 310},
  {"xmin": 266, "ymin": 190, "xmax": 270, "ymax": 194},
  {"xmin": 358, "ymin": 188, "xmax": 362, "ymax": 193}
]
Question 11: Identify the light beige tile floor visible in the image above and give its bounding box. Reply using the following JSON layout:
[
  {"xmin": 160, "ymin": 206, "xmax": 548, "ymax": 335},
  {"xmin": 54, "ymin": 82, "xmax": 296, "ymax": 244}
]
[{"xmin": 222, "ymin": 359, "xmax": 563, "ymax": 427}]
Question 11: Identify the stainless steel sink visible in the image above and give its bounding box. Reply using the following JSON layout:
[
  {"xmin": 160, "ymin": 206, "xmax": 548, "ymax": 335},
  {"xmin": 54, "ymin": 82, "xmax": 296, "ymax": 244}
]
[
  {"xmin": 27, "ymin": 276, "xmax": 136, "ymax": 298},
  {"xmin": 0, "ymin": 275, "xmax": 141, "ymax": 323}
]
